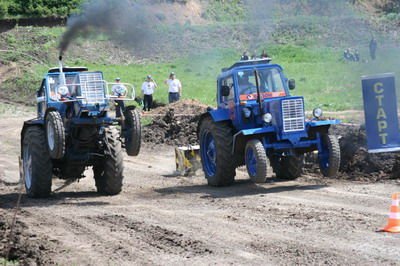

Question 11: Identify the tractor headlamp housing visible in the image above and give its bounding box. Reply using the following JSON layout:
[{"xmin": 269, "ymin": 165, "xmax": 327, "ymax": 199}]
[
  {"xmin": 58, "ymin": 85, "xmax": 69, "ymax": 97},
  {"xmin": 313, "ymin": 108, "xmax": 323, "ymax": 119},
  {"xmin": 242, "ymin": 107, "xmax": 252, "ymax": 118},
  {"xmin": 263, "ymin": 113, "xmax": 273, "ymax": 123}
]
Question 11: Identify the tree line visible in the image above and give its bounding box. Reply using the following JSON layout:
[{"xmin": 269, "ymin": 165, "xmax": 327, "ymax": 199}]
[{"xmin": 0, "ymin": 0, "xmax": 82, "ymax": 19}]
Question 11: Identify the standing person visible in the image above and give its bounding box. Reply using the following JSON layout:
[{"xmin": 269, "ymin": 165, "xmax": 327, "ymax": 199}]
[
  {"xmin": 240, "ymin": 51, "xmax": 249, "ymax": 61},
  {"xmin": 111, "ymin": 77, "xmax": 127, "ymax": 118},
  {"xmin": 141, "ymin": 75, "xmax": 157, "ymax": 112},
  {"xmin": 260, "ymin": 49, "xmax": 269, "ymax": 58},
  {"xmin": 251, "ymin": 50, "xmax": 258, "ymax": 60},
  {"xmin": 369, "ymin": 37, "xmax": 377, "ymax": 60},
  {"xmin": 354, "ymin": 49, "xmax": 360, "ymax": 62},
  {"xmin": 164, "ymin": 72, "xmax": 182, "ymax": 104}
]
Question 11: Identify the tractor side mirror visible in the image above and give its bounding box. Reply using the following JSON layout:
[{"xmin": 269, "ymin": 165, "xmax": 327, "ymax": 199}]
[
  {"xmin": 288, "ymin": 79, "xmax": 296, "ymax": 90},
  {"xmin": 221, "ymin": 85, "xmax": 230, "ymax": 97}
]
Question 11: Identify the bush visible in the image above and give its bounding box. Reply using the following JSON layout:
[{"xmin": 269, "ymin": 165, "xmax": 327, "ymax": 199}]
[
  {"xmin": 8, "ymin": 0, "xmax": 83, "ymax": 18},
  {"xmin": 0, "ymin": 2, "xmax": 8, "ymax": 18}
]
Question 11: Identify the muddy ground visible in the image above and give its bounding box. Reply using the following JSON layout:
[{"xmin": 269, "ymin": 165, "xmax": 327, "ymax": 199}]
[{"xmin": 1, "ymin": 101, "xmax": 400, "ymax": 265}]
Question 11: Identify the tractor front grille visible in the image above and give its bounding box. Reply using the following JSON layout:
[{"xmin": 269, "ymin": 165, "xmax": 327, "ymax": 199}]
[
  {"xmin": 79, "ymin": 72, "xmax": 105, "ymax": 105},
  {"xmin": 281, "ymin": 98, "xmax": 305, "ymax": 132}
]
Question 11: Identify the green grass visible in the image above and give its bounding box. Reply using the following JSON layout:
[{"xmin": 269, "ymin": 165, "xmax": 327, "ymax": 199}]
[
  {"xmin": 4, "ymin": 24, "xmax": 400, "ymax": 112},
  {"xmin": 0, "ymin": 258, "xmax": 19, "ymax": 265}
]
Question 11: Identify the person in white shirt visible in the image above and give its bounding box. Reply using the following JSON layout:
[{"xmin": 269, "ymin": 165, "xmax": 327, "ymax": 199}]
[
  {"xmin": 164, "ymin": 72, "xmax": 182, "ymax": 103},
  {"xmin": 141, "ymin": 75, "xmax": 157, "ymax": 111}
]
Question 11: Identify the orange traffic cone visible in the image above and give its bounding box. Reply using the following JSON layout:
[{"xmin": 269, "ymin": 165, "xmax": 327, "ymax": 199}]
[{"xmin": 381, "ymin": 193, "xmax": 400, "ymax": 233}]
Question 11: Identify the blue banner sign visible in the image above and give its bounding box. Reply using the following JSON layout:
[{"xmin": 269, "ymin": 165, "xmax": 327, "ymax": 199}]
[{"xmin": 362, "ymin": 73, "xmax": 400, "ymax": 153}]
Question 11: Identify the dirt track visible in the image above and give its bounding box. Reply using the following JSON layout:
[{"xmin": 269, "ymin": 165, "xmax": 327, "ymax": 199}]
[{"xmin": 1, "ymin": 104, "xmax": 400, "ymax": 265}]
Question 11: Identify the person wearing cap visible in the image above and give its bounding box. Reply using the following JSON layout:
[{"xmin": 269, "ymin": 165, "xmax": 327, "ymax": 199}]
[
  {"xmin": 164, "ymin": 72, "xmax": 182, "ymax": 103},
  {"xmin": 141, "ymin": 75, "xmax": 157, "ymax": 111},
  {"xmin": 112, "ymin": 77, "xmax": 127, "ymax": 117}
]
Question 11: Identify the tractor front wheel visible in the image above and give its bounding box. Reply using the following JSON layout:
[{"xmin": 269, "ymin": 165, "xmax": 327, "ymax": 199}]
[
  {"xmin": 22, "ymin": 126, "xmax": 53, "ymax": 198},
  {"xmin": 45, "ymin": 111, "xmax": 65, "ymax": 159},
  {"xmin": 245, "ymin": 139, "xmax": 267, "ymax": 183},
  {"xmin": 123, "ymin": 107, "xmax": 141, "ymax": 156},
  {"xmin": 93, "ymin": 127, "xmax": 124, "ymax": 195},
  {"xmin": 319, "ymin": 134, "xmax": 340, "ymax": 177},
  {"xmin": 199, "ymin": 117, "xmax": 236, "ymax": 186}
]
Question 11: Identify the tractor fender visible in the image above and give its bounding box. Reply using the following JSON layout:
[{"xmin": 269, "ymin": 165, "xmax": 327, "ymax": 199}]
[
  {"xmin": 307, "ymin": 119, "xmax": 341, "ymax": 128},
  {"xmin": 197, "ymin": 109, "xmax": 231, "ymax": 137},
  {"xmin": 232, "ymin": 127, "xmax": 275, "ymax": 154},
  {"xmin": 306, "ymin": 119, "xmax": 340, "ymax": 135},
  {"xmin": 20, "ymin": 119, "xmax": 44, "ymax": 157},
  {"xmin": 209, "ymin": 109, "xmax": 230, "ymax": 122}
]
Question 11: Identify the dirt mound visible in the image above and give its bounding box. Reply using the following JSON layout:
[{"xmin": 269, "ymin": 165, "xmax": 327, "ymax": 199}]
[
  {"xmin": 305, "ymin": 124, "xmax": 400, "ymax": 181},
  {"xmin": 333, "ymin": 124, "xmax": 400, "ymax": 181},
  {"xmin": 0, "ymin": 210, "xmax": 55, "ymax": 264},
  {"xmin": 143, "ymin": 99, "xmax": 208, "ymax": 146}
]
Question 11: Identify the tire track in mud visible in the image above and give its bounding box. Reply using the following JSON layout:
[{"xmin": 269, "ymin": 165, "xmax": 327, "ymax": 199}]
[
  {"xmin": 85, "ymin": 214, "xmax": 213, "ymax": 258},
  {"xmin": 207, "ymin": 186, "xmax": 400, "ymax": 264},
  {"xmin": 20, "ymin": 209, "xmax": 153, "ymax": 265}
]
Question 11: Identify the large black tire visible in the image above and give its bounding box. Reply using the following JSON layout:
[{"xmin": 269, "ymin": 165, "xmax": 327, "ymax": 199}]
[
  {"xmin": 319, "ymin": 134, "xmax": 340, "ymax": 177},
  {"xmin": 124, "ymin": 107, "xmax": 141, "ymax": 156},
  {"xmin": 93, "ymin": 127, "xmax": 124, "ymax": 195},
  {"xmin": 270, "ymin": 154, "xmax": 304, "ymax": 180},
  {"xmin": 245, "ymin": 139, "xmax": 267, "ymax": 183},
  {"xmin": 199, "ymin": 117, "xmax": 236, "ymax": 186},
  {"xmin": 45, "ymin": 111, "xmax": 65, "ymax": 159},
  {"xmin": 22, "ymin": 126, "xmax": 53, "ymax": 198}
]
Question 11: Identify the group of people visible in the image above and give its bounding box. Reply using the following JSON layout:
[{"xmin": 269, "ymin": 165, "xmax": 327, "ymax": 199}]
[
  {"xmin": 342, "ymin": 37, "xmax": 378, "ymax": 63},
  {"xmin": 343, "ymin": 48, "xmax": 360, "ymax": 62},
  {"xmin": 240, "ymin": 49, "xmax": 270, "ymax": 61},
  {"xmin": 112, "ymin": 72, "xmax": 182, "ymax": 113}
]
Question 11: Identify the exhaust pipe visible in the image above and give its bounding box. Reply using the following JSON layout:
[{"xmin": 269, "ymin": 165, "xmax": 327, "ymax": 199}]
[
  {"xmin": 57, "ymin": 55, "xmax": 68, "ymax": 97},
  {"xmin": 58, "ymin": 55, "xmax": 66, "ymax": 86}
]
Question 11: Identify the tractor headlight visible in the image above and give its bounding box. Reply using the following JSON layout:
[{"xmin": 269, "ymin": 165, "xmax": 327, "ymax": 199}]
[
  {"xmin": 313, "ymin": 108, "xmax": 323, "ymax": 119},
  {"xmin": 242, "ymin": 107, "xmax": 252, "ymax": 118},
  {"xmin": 58, "ymin": 86, "xmax": 69, "ymax": 97},
  {"xmin": 263, "ymin": 113, "xmax": 273, "ymax": 123}
]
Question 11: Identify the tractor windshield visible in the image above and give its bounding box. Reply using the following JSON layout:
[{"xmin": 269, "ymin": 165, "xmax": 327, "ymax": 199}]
[
  {"xmin": 237, "ymin": 68, "xmax": 286, "ymax": 101},
  {"xmin": 47, "ymin": 74, "xmax": 80, "ymax": 101}
]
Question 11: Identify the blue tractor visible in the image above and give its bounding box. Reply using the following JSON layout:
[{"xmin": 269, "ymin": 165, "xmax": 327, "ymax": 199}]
[
  {"xmin": 20, "ymin": 57, "xmax": 141, "ymax": 197},
  {"xmin": 198, "ymin": 59, "xmax": 341, "ymax": 185}
]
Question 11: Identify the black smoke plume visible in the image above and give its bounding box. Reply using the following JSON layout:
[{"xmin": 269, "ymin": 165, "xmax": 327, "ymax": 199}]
[{"xmin": 59, "ymin": 0, "xmax": 153, "ymax": 57}]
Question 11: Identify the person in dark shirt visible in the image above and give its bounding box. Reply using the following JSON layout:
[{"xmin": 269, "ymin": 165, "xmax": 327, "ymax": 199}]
[
  {"xmin": 354, "ymin": 49, "xmax": 360, "ymax": 62},
  {"xmin": 260, "ymin": 49, "xmax": 269, "ymax": 58},
  {"xmin": 369, "ymin": 37, "xmax": 377, "ymax": 60},
  {"xmin": 240, "ymin": 51, "xmax": 249, "ymax": 61}
]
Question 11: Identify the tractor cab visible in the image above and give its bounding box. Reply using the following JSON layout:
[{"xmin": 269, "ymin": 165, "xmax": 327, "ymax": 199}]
[
  {"xmin": 37, "ymin": 66, "xmax": 135, "ymax": 120},
  {"xmin": 217, "ymin": 59, "xmax": 298, "ymax": 131}
]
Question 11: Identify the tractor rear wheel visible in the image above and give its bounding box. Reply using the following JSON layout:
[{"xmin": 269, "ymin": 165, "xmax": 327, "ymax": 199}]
[
  {"xmin": 271, "ymin": 154, "xmax": 304, "ymax": 180},
  {"xmin": 199, "ymin": 117, "xmax": 236, "ymax": 186},
  {"xmin": 45, "ymin": 111, "xmax": 65, "ymax": 159},
  {"xmin": 319, "ymin": 134, "xmax": 340, "ymax": 177},
  {"xmin": 93, "ymin": 127, "xmax": 124, "ymax": 195},
  {"xmin": 22, "ymin": 126, "xmax": 53, "ymax": 198},
  {"xmin": 245, "ymin": 139, "xmax": 267, "ymax": 183},
  {"xmin": 123, "ymin": 107, "xmax": 141, "ymax": 156}
]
